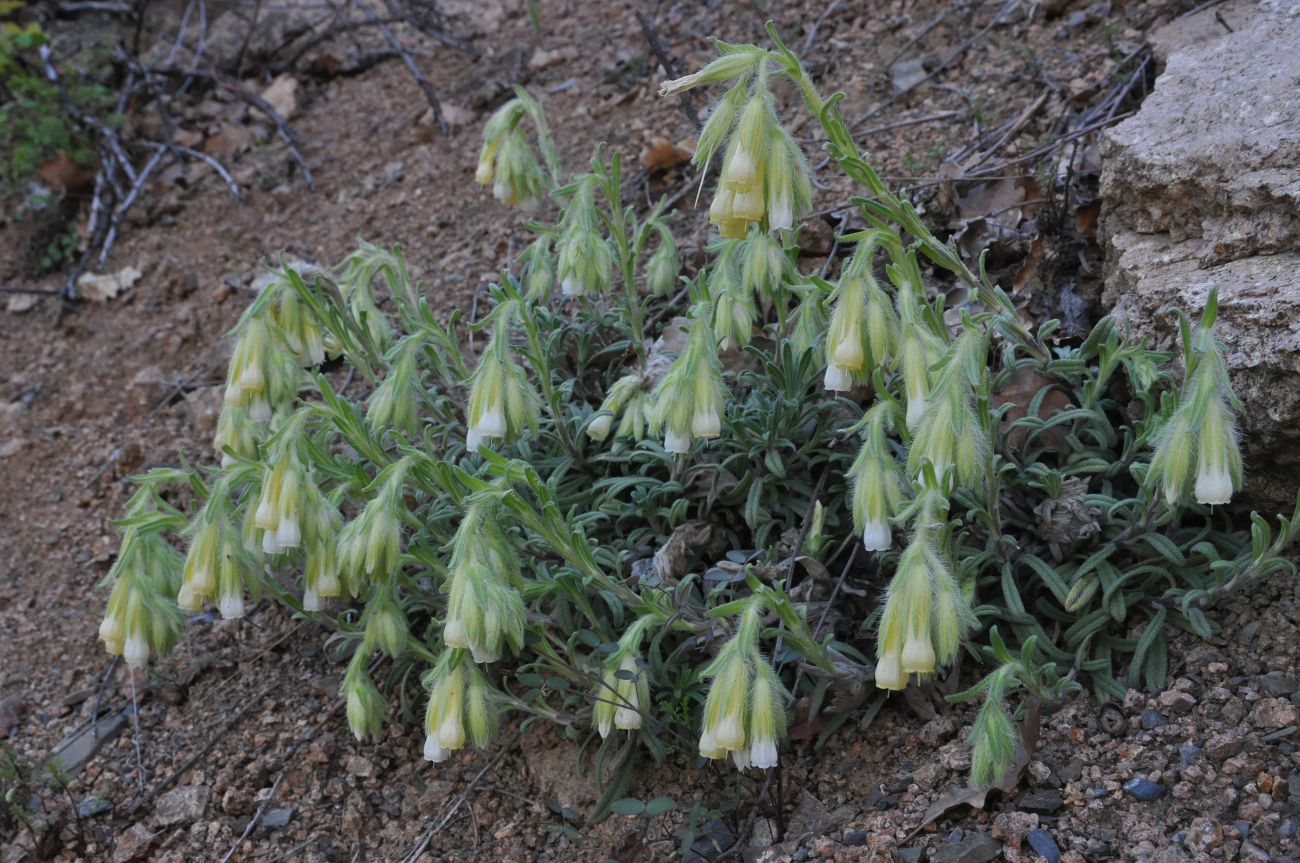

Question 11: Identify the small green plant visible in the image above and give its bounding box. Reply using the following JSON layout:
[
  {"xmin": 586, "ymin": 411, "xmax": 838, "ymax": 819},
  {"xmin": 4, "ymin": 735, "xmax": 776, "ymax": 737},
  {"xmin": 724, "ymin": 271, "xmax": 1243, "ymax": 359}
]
[
  {"xmin": 95, "ymin": 25, "xmax": 1298, "ymax": 808},
  {"xmin": 0, "ymin": 20, "xmax": 116, "ymax": 195},
  {"xmin": 1, "ymin": 742, "xmax": 79, "ymax": 853}
]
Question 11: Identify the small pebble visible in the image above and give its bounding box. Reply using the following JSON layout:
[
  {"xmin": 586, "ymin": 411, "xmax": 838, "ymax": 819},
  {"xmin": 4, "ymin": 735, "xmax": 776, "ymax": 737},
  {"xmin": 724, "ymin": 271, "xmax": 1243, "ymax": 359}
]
[
  {"xmin": 843, "ymin": 829, "xmax": 868, "ymax": 846},
  {"xmin": 1140, "ymin": 708, "xmax": 1167, "ymax": 729},
  {"xmin": 1123, "ymin": 777, "xmax": 1167, "ymax": 801},
  {"xmin": 1019, "ymin": 789, "xmax": 1064, "ymax": 814},
  {"xmin": 1027, "ymin": 828, "xmax": 1061, "ymax": 863},
  {"xmin": 77, "ymin": 796, "xmax": 113, "ymax": 818},
  {"xmin": 262, "ymin": 807, "xmax": 293, "ymax": 830}
]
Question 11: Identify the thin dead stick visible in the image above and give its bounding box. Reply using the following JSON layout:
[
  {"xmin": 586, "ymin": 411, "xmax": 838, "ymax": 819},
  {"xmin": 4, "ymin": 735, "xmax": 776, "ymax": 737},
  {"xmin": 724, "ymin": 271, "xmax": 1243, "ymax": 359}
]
[
  {"xmin": 91, "ymin": 656, "xmax": 120, "ymax": 739},
  {"xmin": 128, "ymin": 671, "xmax": 147, "ymax": 792},
  {"xmin": 636, "ymin": 9, "xmax": 698, "ymax": 127},
  {"xmin": 855, "ymin": 0, "xmax": 1005, "ymax": 128},
  {"xmin": 143, "ymin": 141, "xmax": 242, "ymax": 198},
  {"xmin": 401, "ymin": 729, "xmax": 523, "ymax": 863},
  {"xmin": 219, "ymin": 772, "xmax": 284, "ymax": 863},
  {"xmin": 859, "ymin": 109, "xmax": 963, "ymax": 138},
  {"xmin": 801, "ymin": 0, "xmax": 846, "ymax": 55},
  {"xmin": 125, "ymin": 681, "xmax": 278, "ymax": 815},
  {"xmin": 877, "ymin": 0, "xmax": 968, "ymax": 82},
  {"xmin": 0, "ymin": 286, "xmax": 62, "ymax": 295},
  {"xmin": 211, "ymin": 72, "xmax": 317, "ymax": 190},
  {"xmin": 960, "ymin": 90, "xmax": 1050, "ymax": 171},
  {"xmin": 355, "ymin": 0, "xmax": 447, "ymax": 135},
  {"xmin": 383, "ymin": 0, "xmax": 479, "ymax": 60},
  {"xmin": 265, "ymin": 839, "xmax": 313, "ymax": 863}
]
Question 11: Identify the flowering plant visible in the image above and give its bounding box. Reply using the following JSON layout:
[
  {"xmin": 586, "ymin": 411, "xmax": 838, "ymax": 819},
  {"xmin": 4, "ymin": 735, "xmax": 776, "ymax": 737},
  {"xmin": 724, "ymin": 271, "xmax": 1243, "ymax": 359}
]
[{"xmin": 98, "ymin": 28, "xmax": 1299, "ymax": 799}]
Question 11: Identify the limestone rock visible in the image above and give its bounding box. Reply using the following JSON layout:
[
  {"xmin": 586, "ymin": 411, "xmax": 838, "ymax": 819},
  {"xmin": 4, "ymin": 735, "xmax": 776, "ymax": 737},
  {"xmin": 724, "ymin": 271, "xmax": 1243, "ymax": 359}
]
[{"xmin": 1101, "ymin": 2, "xmax": 1300, "ymax": 510}]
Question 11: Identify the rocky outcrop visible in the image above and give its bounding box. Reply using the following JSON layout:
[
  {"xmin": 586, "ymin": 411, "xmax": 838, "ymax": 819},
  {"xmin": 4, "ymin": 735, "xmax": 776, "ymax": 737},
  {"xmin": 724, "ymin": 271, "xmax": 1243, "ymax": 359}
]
[{"xmin": 1101, "ymin": 1, "xmax": 1300, "ymax": 510}]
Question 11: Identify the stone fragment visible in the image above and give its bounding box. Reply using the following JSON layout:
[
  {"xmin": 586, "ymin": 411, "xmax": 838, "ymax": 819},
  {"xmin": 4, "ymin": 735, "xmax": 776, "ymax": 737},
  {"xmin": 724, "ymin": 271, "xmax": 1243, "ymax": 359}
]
[{"xmin": 152, "ymin": 785, "xmax": 209, "ymax": 826}]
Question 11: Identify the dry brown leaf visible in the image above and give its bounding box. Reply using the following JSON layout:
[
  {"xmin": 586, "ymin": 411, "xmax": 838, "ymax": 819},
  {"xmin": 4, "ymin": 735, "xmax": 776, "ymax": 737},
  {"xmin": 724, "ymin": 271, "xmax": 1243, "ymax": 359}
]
[
  {"xmin": 640, "ymin": 137, "xmax": 692, "ymax": 172},
  {"xmin": 993, "ymin": 367, "xmax": 1072, "ymax": 451},
  {"xmin": 1075, "ymin": 200, "xmax": 1100, "ymax": 237},
  {"xmin": 77, "ymin": 265, "xmax": 142, "ymax": 302},
  {"xmin": 1012, "ymin": 236, "xmax": 1046, "ymax": 298}
]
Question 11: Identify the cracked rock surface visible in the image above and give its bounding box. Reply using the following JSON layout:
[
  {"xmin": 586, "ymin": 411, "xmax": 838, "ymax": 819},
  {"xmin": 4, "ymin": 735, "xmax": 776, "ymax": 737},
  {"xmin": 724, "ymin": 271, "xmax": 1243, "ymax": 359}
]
[{"xmin": 1102, "ymin": 1, "xmax": 1300, "ymax": 509}]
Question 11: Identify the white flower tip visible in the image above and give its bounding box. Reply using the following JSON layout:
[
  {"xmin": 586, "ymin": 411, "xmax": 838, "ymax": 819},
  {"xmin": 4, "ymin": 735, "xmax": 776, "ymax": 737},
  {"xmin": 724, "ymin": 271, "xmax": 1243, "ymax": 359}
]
[
  {"xmin": 98, "ymin": 616, "xmax": 123, "ymax": 644},
  {"xmin": 423, "ymin": 735, "xmax": 447, "ymax": 763},
  {"xmin": 615, "ymin": 707, "xmax": 642, "ymax": 730},
  {"xmin": 218, "ymin": 591, "xmax": 246, "ymax": 620},
  {"xmin": 862, "ymin": 521, "xmax": 892, "ymax": 552},
  {"xmin": 716, "ymin": 715, "xmax": 745, "ymax": 751},
  {"xmin": 731, "ymin": 748, "xmax": 752, "ymax": 771},
  {"xmin": 478, "ymin": 407, "xmax": 507, "ymax": 438},
  {"xmin": 658, "ymin": 72, "xmax": 700, "ymax": 97},
  {"xmin": 691, "ymin": 409, "xmax": 722, "ymax": 439},
  {"xmin": 177, "ymin": 583, "xmax": 200, "ymax": 612},
  {"xmin": 587, "ymin": 415, "xmax": 613, "ymax": 441},
  {"xmin": 900, "ymin": 635, "xmax": 936, "ymax": 675},
  {"xmin": 875, "ymin": 652, "xmax": 906, "ymax": 691},
  {"xmin": 664, "ymin": 429, "xmax": 691, "ymax": 454},
  {"xmin": 768, "ymin": 195, "xmax": 793, "ymax": 231},
  {"xmin": 276, "ymin": 518, "xmax": 301, "ymax": 549},
  {"xmin": 123, "ymin": 632, "xmax": 149, "ymax": 668},
  {"xmin": 906, "ymin": 397, "xmax": 927, "ymax": 430},
  {"xmin": 560, "ymin": 276, "xmax": 584, "ymax": 297},
  {"xmin": 824, "ymin": 364, "xmax": 853, "ymax": 392},
  {"xmin": 444, "ymin": 619, "xmax": 468, "ymax": 649},
  {"xmin": 1194, "ymin": 469, "xmax": 1234, "ymax": 506},
  {"xmin": 303, "ymin": 586, "xmax": 323, "ymax": 613},
  {"xmin": 750, "ymin": 738, "xmax": 779, "ymax": 770}
]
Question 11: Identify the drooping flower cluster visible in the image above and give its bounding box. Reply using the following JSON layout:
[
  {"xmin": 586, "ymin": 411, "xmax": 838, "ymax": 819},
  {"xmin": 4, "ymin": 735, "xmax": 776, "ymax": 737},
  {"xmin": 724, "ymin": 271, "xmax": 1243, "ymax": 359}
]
[
  {"xmin": 555, "ymin": 176, "xmax": 614, "ymax": 297},
  {"xmin": 906, "ymin": 327, "xmax": 989, "ymax": 490},
  {"xmin": 592, "ymin": 618, "xmax": 657, "ymax": 738},
  {"xmin": 442, "ymin": 501, "xmax": 527, "ymax": 664},
  {"xmin": 337, "ymin": 458, "xmax": 409, "ymax": 590},
  {"xmin": 874, "ymin": 489, "xmax": 967, "ymax": 690},
  {"xmin": 849, "ymin": 404, "xmax": 904, "ymax": 552},
  {"xmin": 696, "ymin": 77, "xmax": 811, "ymax": 238},
  {"xmin": 1148, "ymin": 292, "xmax": 1242, "ymax": 506},
  {"xmin": 823, "ymin": 235, "xmax": 899, "ymax": 392},
  {"xmin": 651, "ymin": 307, "xmax": 726, "ymax": 453},
  {"xmin": 98, "ymin": 488, "xmax": 185, "ymax": 669},
  {"xmin": 587, "ymin": 373, "xmax": 651, "ymax": 443},
  {"xmin": 423, "ymin": 651, "xmax": 497, "ymax": 763},
  {"xmin": 367, "ymin": 335, "xmax": 423, "ymax": 437},
  {"xmin": 178, "ymin": 488, "xmax": 258, "ymax": 619},
  {"xmin": 475, "ymin": 95, "xmax": 549, "ymax": 210},
  {"xmin": 464, "ymin": 302, "xmax": 540, "ymax": 452},
  {"xmin": 698, "ymin": 600, "xmax": 787, "ymax": 770}
]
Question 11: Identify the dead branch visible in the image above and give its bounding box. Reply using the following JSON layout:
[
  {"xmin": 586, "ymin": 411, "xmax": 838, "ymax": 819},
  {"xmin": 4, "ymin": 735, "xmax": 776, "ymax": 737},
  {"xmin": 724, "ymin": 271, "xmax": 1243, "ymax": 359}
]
[
  {"xmin": 636, "ymin": 9, "xmax": 699, "ymax": 128},
  {"xmin": 219, "ymin": 772, "xmax": 284, "ymax": 863},
  {"xmin": 124, "ymin": 682, "xmax": 278, "ymax": 816},
  {"xmin": 355, "ymin": 0, "xmax": 447, "ymax": 135}
]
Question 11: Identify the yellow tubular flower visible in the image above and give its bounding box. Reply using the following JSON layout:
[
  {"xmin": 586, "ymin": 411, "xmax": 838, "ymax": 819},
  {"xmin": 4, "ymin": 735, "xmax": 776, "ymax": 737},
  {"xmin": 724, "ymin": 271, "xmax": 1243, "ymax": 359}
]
[
  {"xmin": 1193, "ymin": 395, "xmax": 1239, "ymax": 506},
  {"xmin": 699, "ymin": 646, "xmax": 750, "ymax": 758},
  {"xmin": 824, "ymin": 275, "xmax": 867, "ymax": 392}
]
